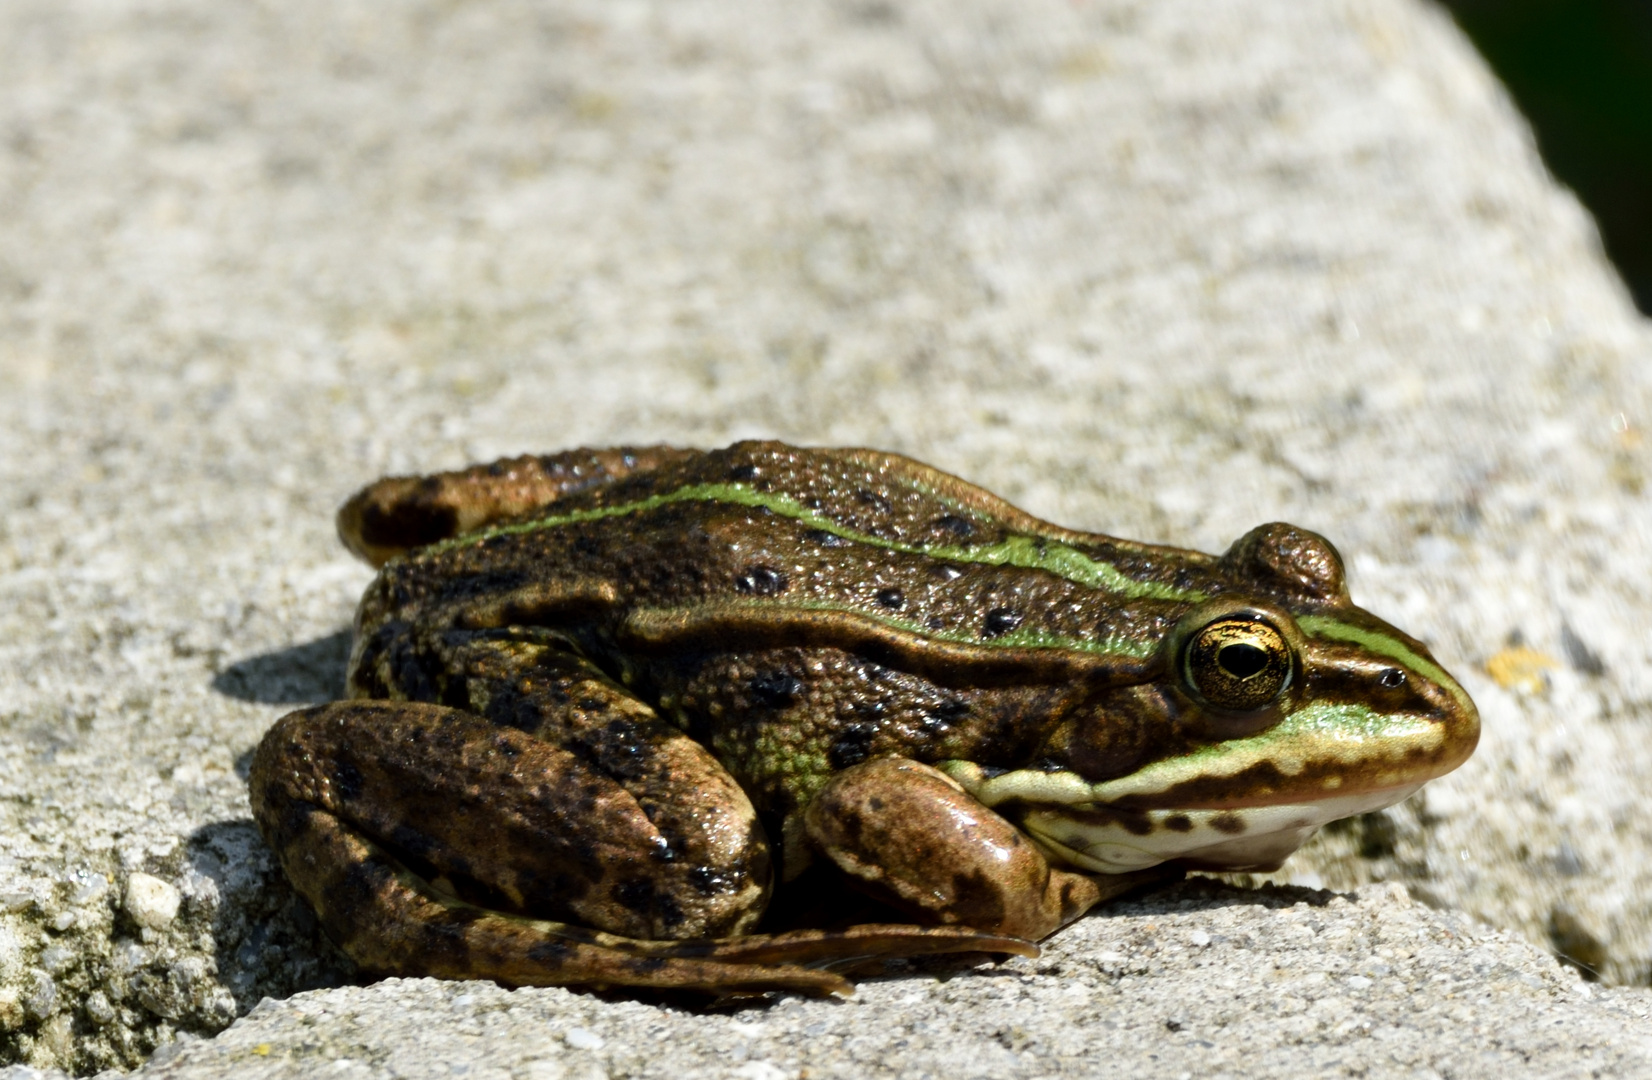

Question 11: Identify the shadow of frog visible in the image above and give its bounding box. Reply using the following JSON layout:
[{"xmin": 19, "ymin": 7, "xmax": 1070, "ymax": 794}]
[
  {"xmin": 212, "ymin": 629, "xmax": 352, "ymax": 705},
  {"xmin": 180, "ymin": 820, "xmax": 358, "ymax": 1018}
]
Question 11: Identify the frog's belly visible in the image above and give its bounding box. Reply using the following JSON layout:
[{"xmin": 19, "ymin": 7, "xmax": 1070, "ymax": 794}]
[{"xmin": 1019, "ymin": 784, "xmax": 1424, "ymax": 874}]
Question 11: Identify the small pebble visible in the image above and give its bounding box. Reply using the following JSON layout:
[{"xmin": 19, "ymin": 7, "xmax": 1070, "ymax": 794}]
[
  {"xmin": 124, "ymin": 873, "xmax": 182, "ymax": 929},
  {"xmin": 564, "ymin": 1027, "xmax": 605, "ymax": 1051}
]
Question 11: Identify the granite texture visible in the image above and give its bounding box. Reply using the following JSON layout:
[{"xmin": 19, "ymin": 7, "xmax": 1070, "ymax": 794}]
[{"xmin": 2, "ymin": 0, "xmax": 1650, "ymax": 1074}]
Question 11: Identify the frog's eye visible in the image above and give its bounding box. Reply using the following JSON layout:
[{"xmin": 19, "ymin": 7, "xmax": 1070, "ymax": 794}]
[{"xmin": 1182, "ymin": 614, "xmax": 1294, "ymax": 712}]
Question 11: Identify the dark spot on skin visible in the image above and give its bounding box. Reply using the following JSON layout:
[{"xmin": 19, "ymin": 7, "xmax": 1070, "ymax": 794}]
[
  {"xmin": 749, "ymin": 670, "xmax": 805, "ymax": 707},
  {"xmin": 575, "ymin": 719, "xmax": 652, "ymax": 781},
  {"xmin": 526, "ymin": 940, "xmax": 571, "ymax": 968},
  {"xmin": 933, "ymin": 514, "xmax": 976, "ymax": 539},
  {"xmin": 1035, "ymin": 758, "xmax": 1065, "ymax": 773},
  {"xmin": 804, "ymin": 528, "xmax": 851, "ymax": 547},
  {"xmin": 856, "ymin": 489, "xmax": 892, "ymax": 514},
  {"xmin": 574, "ymin": 535, "xmax": 601, "ymax": 557},
  {"xmin": 728, "ymin": 464, "xmax": 759, "ymax": 481},
  {"xmin": 981, "ymin": 608, "xmax": 1023, "ymax": 639},
  {"xmin": 611, "ymin": 879, "xmax": 685, "ymax": 929},
  {"xmin": 947, "ymin": 867, "xmax": 1007, "ymax": 927},
  {"xmin": 388, "ymin": 637, "xmax": 438, "ymax": 701},
  {"xmin": 921, "ymin": 700, "xmax": 970, "ymax": 733},
  {"xmin": 333, "ymin": 761, "xmax": 364, "ymax": 802},
  {"xmin": 868, "ymin": 797, "xmax": 885, "ymax": 811},
  {"xmin": 688, "ymin": 866, "xmax": 725, "ymax": 896},
  {"xmin": 850, "ymin": 699, "xmax": 886, "ymax": 722},
  {"xmin": 330, "ymin": 859, "xmax": 388, "ymax": 921},
  {"xmin": 1210, "ymin": 813, "xmax": 1246, "ymax": 835},
  {"xmin": 612, "ymin": 877, "xmax": 656, "ymax": 914},
  {"xmin": 1164, "ymin": 815, "xmax": 1193, "ymax": 833},
  {"xmin": 357, "ymin": 497, "xmax": 458, "ymax": 554},
  {"xmin": 830, "ymin": 807, "xmax": 867, "ymax": 847},
  {"xmin": 930, "ymin": 564, "xmax": 964, "ymax": 581},
  {"xmin": 926, "ymin": 616, "xmax": 946, "ymax": 630},
  {"xmin": 493, "ymin": 735, "xmax": 521, "ymax": 758},
  {"xmin": 828, "ymin": 722, "xmax": 879, "ymax": 769},
  {"xmin": 1057, "ymin": 804, "xmax": 1155, "ymax": 837},
  {"xmin": 1379, "ymin": 668, "xmax": 1407, "ymax": 689},
  {"xmin": 271, "ymin": 801, "xmax": 319, "ymax": 851},
  {"xmin": 385, "ymin": 824, "xmax": 439, "ymax": 868},
  {"xmin": 578, "ymin": 697, "xmax": 608, "ymax": 712},
  {"xmin": 734, "ymin": 565, "xmax": 788, "ymax": 595},
  {"xmin": 875, "ymin": 587, "xmax": 905, "ymax": 610}
]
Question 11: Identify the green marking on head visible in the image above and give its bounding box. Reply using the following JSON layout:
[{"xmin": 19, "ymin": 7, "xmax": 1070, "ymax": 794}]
[
  {"xmin": 1297, "ymin": 615, "xmax": 1472, "ymax": 711},
  {"xmin": 431, "ymin": 481, "xmax": 1203, "ymax": 603},
  {"xmin": 949, "ymin": 699, "xmax": 1445, "ymax": 808}
]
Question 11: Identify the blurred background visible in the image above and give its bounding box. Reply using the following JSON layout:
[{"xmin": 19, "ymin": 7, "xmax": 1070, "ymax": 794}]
[{"xmin": 1443, "ymin": 0, "xmax": 1652, "ymax": 314}]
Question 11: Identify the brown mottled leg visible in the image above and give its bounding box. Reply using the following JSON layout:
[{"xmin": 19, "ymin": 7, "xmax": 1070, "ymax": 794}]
[
  {"xmin": 806, "ymin": 757, "xmax": 1169, "ymax": 941},
  {"xmin": 249, "ymin": 695, "xmax": 770, "ymax": 942},
  {"xmin": 249, "ymin": 657, "xmax": 1034, "ymax": 994},
  {"xmin": 336, "ymin": 445, "xmax": 696, "ymax": 566}
]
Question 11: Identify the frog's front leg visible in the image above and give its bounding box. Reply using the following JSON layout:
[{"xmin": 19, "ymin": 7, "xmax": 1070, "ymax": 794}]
[{"xmin": 805, "ymin": 757, "xmax": 1170, "ymax": 941}]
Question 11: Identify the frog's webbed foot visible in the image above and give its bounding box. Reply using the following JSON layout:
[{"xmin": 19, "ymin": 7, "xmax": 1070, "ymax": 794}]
[{"xmin": 337, "ymin": 445, "xmax": 696, "ymax": 566}]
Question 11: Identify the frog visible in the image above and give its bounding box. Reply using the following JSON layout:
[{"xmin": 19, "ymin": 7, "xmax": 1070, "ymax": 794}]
[{"xmin": 249, "ymin": 440, "xmax": 1479, "ymax": 996}]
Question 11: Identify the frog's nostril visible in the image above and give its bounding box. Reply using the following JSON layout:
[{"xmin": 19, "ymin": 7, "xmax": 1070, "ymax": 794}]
[{"xmin": 1379, "ymin": 668, "xmax": 1407, "ymax": 689}]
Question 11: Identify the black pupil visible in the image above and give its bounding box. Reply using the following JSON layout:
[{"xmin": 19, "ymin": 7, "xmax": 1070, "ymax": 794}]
[{"xmin": 1217, "ymin": 642, "xmax": 1270, "ymax": 679}]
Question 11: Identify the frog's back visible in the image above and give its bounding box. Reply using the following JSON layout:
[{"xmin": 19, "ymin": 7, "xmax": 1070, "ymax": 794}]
[{"xmin": 355, "ymin": 442, "xmax": 1239, "ymax": 684}]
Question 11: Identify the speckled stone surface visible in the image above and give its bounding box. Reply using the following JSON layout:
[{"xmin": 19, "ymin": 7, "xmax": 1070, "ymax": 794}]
[
  {"xmin": 42, "ymin": 884, "xmax": 1652, "ymax": 1080},
  {"xmin": 2, "ymin": 0, "xmax": 1651, "ymax": 1074}
]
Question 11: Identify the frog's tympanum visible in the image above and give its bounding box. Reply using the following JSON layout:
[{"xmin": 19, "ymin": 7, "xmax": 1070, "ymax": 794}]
[{"xmin": 250, "ymin": 442, "xmax": 1478, "ymax": 996}]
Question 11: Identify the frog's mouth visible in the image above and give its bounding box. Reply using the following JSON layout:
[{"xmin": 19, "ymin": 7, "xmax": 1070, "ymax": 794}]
[
  {"xmin": 1014, "ymin": 784, "xmax": 1422, "ymax": 873},
  {"xmin": 939, "ymin": 699, "xmax": 1471, "ymax": 874}
]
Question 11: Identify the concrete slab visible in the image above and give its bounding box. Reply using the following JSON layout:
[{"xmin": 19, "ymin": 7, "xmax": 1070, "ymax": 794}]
[{"xmin": 2, "ymin": 0, "xmax": 1650, "ymax": 1073}]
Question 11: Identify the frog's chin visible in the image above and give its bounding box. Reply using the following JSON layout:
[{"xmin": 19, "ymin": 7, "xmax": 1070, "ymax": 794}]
[{"xmin": 1016, "ymin": 783, "xmax": 1424, "ymax": 875}]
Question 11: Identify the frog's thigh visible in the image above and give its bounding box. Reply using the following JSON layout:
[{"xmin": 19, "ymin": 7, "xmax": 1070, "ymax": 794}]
[
  {"xmin": 249, "ymin": 699, "xmax": 768, "ymax": 942},
  {"xmin": 805, "ymin": 757, "xmax": 1125, "ymax": 941},
  {"xmin": 336, "ymin": 446, "xmax": 694, "ymax": 565}
]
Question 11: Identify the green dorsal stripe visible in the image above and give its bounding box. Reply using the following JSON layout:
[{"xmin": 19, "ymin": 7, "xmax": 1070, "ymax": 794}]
[
  {"xmin": 625, "ymin": 600, "xmax": 1162, "ymax": 662},
  {"xmin": 432, "ymin": 481, "xmax": 1203, "ymax": 603}
]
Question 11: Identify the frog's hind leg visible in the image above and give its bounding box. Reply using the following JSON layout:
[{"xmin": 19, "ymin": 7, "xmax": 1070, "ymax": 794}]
[
  {"xmin": 249, "ymin": 697, "xmax": 1029, "ymax": 995},
  {"xmin": 262, "ymin": 792, "xmax": 868, "ymax": 995},
  {"xmin": 337, "ymin": 445, "xmax": 698, "ymax": 566},
  {"xmin": 260, "ymin": 801, "xmax": 1030, "ymax": 996}
]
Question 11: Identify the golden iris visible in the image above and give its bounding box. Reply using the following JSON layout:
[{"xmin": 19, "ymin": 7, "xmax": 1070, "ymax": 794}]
[{"xmin": 1182, "ymin": 615, "xmax": 1293, "ymax": 712}]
